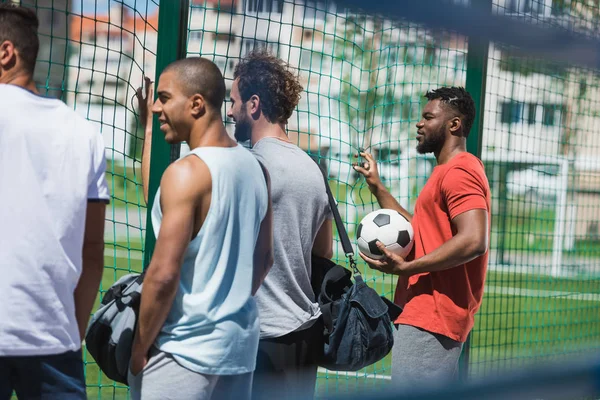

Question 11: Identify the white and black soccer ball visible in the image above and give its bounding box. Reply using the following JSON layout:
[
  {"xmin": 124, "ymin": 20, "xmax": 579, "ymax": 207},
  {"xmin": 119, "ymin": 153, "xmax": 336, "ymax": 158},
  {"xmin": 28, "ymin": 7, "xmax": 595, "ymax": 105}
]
[{"xmin": 356, "ymin": 209, "xmax": 414, "ymax": 260}]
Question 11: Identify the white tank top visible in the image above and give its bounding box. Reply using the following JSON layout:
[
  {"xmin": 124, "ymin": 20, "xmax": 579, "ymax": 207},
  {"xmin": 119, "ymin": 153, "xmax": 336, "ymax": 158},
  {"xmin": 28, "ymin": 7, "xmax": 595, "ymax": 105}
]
[{"xmin": 152, "ymin": 145, "xmax": 268, "ymax": 374}]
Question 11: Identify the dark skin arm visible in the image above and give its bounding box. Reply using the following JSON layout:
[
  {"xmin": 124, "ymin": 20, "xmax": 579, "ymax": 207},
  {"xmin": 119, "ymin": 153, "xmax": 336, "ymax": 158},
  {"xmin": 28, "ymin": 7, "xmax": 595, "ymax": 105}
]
[
  {"xmin": 74, "ymin": 202, "xmax": 106, "ymax": 340},
  {"xmin": 360, "ymin": 208, "xmax": 488, "ymax": 276},
  {"xmin": 353, "ymin": 151, "xmax": 412, "ymax": 223},
  {"xmin": 130, "ymin": 158, "xmax": 210, "ymax": 374}
]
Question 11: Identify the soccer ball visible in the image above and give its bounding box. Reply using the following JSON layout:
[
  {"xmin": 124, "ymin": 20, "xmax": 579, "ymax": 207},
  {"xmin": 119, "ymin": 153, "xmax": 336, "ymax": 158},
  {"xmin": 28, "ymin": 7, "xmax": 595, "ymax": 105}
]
[{"xmin": 357, "ymin": 209, "xmax": 414, "ymax": 260}]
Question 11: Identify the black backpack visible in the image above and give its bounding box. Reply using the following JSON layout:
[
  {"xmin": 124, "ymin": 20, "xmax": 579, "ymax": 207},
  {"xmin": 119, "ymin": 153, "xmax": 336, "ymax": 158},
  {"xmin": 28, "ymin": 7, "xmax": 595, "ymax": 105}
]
[{"xmin": 311, "ymin": 170, "xmax": 402, "ymax": 371}]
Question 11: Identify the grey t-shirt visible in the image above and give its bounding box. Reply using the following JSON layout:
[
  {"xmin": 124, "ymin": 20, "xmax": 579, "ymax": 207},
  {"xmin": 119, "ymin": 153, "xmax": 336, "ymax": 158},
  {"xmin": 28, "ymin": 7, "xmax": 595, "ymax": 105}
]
[{"xmin": 252, "ymin": 138, "xmax": 332, "ymax": 339}]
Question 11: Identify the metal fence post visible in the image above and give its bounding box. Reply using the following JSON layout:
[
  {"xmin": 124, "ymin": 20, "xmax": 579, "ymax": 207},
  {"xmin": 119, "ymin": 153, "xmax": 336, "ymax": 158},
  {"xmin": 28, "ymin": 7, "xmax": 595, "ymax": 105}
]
[
  {"xmin": 460, "ymin": 0, "xmax": 492, "ymax": 380},
  {"xmin": 464, "ymin": 8, "xmax": 491, "ymax": 157},
  {"xmin": 143, "ymin": 0, "xmax": 190, "ymax": 268}
]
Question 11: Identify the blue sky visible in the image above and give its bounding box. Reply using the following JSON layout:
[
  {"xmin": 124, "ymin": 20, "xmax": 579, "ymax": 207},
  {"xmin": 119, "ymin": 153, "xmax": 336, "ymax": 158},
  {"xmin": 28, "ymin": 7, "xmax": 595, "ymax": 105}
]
[{"xmin": 72, "ymin": 0, "xmax": 158, "ymax": 15}]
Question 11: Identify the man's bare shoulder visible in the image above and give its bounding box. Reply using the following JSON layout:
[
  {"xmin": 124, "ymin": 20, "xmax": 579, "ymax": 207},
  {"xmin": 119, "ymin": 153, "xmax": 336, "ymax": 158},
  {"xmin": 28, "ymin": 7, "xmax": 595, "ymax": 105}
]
[{"xmin": 159, "ymin": 155, "xmax": 211, "ymax": 203}]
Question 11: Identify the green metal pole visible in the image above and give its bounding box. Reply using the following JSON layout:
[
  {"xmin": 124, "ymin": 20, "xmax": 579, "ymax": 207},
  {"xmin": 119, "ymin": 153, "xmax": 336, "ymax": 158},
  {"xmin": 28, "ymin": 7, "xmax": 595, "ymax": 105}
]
[
  {"xmin": 464, "ymin": 32, "xmax": 489, "ymax": 156},
  {"xmin": 143, "ymin": 0, "xmax": 190, "ymax": 268},
  {"xmin": 460, "ymin": 0, "xmax": 492, "ymax": 381}
]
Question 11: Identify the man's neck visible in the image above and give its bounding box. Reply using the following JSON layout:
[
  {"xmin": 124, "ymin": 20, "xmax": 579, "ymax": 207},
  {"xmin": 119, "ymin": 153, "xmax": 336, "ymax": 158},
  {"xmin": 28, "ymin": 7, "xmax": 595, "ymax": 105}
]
[
  {"xmin": 250, "ymin": 119, "xmax": 289, "ymax": 146},
  {"xmin": 435, "ymin": 140, "xmax": 466, "ymax": 165},
  {"xmin": 1, "ymin": 71, "xmax": 38, "ymax": 94},
  {"xmin": 188, "ymin": 116, "xmax": 236, "ymax": 149}
]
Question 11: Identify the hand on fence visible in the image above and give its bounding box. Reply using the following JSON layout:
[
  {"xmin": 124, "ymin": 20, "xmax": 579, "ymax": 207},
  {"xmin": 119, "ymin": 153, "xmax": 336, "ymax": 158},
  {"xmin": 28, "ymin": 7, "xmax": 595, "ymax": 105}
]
[
  {"xmin": 353, "ymin": 151, "xmax": 383, "ymax": 193},
  {"xmin": 135, "ymin": 76, "xmax": 154, "ymax": 131}
]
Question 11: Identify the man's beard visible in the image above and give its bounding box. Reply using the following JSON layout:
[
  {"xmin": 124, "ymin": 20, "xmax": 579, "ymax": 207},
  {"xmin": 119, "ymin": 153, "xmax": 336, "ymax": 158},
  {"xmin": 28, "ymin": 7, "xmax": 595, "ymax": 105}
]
[
  {"xmin": 233, "ymin": 118, "xmax": 252, "ymax": 143},
  {"xmin": 234, "ymin": 103, "xmax": 252, "ymax": 143},
  {"xmin": 416, "ymin": 127, "xmax": 445, "ymax": 154}
]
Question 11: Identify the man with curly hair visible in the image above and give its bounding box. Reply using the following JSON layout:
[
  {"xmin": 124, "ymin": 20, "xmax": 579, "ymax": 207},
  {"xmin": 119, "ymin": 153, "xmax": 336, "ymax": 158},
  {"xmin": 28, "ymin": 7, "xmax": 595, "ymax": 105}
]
[
  {"xmin": 227, "ymin": 49, "xmax": 333, "ymax": 399},
  {"xmin": 354, "ymin": 87, "xmax": 491, "ymax": 388}
]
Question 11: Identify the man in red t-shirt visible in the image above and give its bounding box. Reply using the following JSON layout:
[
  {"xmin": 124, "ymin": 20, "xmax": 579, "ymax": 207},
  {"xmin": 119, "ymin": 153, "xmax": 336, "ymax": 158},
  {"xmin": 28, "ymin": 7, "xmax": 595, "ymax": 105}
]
[{"xmin": 354, "ymin": 87, "xmax": 491, "ymax": 388}]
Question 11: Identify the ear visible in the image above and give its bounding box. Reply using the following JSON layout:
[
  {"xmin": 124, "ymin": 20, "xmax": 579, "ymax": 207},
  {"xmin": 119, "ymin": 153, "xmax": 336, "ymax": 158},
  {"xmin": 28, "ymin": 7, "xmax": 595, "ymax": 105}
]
[
  {"xmin": 0, "ymin": 40, "xmax": 16, "ymax": 69},
  {"xmin": 449, "ymin": 116, "xmax": 462, "ymax": 135},
  {"xmin": 248, "ymin": 94, "xmax": 261, "ymax": 118},
  {"xmin": 190, "ymin": 94, "xmax": 206, "ymax": 118}
]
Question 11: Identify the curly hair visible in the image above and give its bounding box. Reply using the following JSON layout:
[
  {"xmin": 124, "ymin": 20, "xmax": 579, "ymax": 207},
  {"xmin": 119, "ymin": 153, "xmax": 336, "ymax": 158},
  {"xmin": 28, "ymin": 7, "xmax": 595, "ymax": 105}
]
[
  {"xmin": 234, "ymin": 48, "xmax": 303, "ymax": 124},
  {"xmin": 0, "ymin": 3, "xmax": 39, "ymax": 74},
  {"xmin": 425, "ymin": 86, "xmax": 476, "ymax": 138}
]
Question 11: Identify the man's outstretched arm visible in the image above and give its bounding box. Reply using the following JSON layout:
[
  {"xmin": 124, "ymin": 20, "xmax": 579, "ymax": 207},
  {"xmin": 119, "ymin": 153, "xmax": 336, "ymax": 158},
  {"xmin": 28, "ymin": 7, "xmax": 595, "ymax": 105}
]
[{"xmin": 136, "ymin": 76, "xmax": 154, "ymax": 205}]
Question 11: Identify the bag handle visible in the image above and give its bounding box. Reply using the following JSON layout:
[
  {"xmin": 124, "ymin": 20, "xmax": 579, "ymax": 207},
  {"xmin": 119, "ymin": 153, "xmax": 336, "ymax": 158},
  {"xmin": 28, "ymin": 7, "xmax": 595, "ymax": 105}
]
[{"xmin": 317, "ymin": 163, "xmax": 360, "ymax": 275}]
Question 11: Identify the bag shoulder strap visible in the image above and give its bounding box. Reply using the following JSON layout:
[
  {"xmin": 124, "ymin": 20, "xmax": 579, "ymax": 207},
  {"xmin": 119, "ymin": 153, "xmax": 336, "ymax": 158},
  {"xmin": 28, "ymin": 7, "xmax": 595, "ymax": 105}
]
[
  {"xmin": 316, "ymin": 162, "xmax": 359, "ymax": 274},
  {"xmin": 322, "ymin": 174, "xmax": 354, "ymax": 257}
]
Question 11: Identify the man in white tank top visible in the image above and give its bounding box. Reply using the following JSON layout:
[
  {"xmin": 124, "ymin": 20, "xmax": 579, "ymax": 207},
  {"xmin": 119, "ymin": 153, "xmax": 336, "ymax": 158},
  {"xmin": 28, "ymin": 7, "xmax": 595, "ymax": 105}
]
[
  {"xmin": 130, "ymin": 58, "xmax": 273, "ymax": 400},
  {"xmin": 0, "ymin": 4, "xmax": 108, "ymax": 399},
  {"xmin": 227, "ymin": 50, "xmax": 333, "ymax": 399}
]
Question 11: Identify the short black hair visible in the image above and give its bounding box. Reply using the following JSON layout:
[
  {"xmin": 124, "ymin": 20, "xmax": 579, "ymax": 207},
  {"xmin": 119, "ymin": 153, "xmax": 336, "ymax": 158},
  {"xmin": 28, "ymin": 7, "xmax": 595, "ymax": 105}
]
[
  {"xmin": 0, "ymin": 3, "xmax": 39, "ymax": 74},
  {"xmin": 425, "ymin": 87, "xmax": 476, "ymax": 137},
  {"xmin": 234, "ymin": 48, "xmax": 303, "ymax": 124},
  {"xmin": 163, "ymin": 57, "xmax": 226, "ymax": 110}
]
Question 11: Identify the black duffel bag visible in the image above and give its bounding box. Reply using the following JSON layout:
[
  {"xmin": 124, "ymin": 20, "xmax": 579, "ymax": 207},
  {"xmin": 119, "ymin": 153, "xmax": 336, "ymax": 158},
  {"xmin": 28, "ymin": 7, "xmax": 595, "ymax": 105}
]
[
  {"xmin": 312, "ymin": 255, "xmax": 401, "ymax": 371},
  {"xmin": 310, "ymin": 168, "xmax": 402, "ymax": 371},
  {"xmin": 85, "ymin": 272, "xmax": 145, "ymax": 384}
]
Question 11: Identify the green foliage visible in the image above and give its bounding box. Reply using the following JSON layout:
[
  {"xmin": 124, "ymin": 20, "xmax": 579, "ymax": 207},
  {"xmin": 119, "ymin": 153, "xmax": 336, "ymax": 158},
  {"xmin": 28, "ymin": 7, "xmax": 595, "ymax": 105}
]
[{"xmin": 499, "ymin": 51, "xmax": 567, "ymax": 78}]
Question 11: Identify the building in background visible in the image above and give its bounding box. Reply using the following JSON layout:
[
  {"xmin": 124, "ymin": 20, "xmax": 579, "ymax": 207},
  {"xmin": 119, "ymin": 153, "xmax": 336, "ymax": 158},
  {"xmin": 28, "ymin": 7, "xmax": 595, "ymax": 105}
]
[
  {"xmin": 487, "ymin": 0, "xmax": 600, "ymax": 244},
  {"xmin": 67, "ymin": 3, "xmax": 158, "ymax": 163}
]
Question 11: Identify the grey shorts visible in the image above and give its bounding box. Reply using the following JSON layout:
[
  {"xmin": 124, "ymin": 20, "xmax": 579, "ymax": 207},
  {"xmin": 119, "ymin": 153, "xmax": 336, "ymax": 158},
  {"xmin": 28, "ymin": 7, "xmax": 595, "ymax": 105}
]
[
  {"xmin": 391, "ymin": 324, "xmax": 463, "ymax": 389},
  {"xmin": 128, "ymin": 349, "xmax": 253, "ymax": 400}
]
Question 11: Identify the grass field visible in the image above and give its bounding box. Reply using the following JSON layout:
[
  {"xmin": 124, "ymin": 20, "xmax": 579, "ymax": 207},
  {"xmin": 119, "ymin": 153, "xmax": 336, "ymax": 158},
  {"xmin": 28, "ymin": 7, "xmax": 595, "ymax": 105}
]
[{"xmin": 78, "ymin": 241, "xmax": 600, "ymax": 399}]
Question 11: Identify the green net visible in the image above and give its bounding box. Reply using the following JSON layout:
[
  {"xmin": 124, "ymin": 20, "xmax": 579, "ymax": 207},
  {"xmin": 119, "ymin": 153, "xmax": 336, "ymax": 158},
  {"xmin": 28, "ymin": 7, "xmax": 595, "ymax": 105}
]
[
  {"xmin": 7, "ymin": 0, "xmax": 600, "ymax": 398},
  {"xmin": 469, "ymin": 0, "xmax": 600, "ymax": 378}
]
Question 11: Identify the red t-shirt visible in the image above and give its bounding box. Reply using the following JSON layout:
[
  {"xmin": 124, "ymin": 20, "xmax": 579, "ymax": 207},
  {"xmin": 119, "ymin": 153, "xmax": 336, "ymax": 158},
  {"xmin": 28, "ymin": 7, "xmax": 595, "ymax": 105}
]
[{"xmin": 394, "ymin": 152, "xmax": 491, "ymax": 342}]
